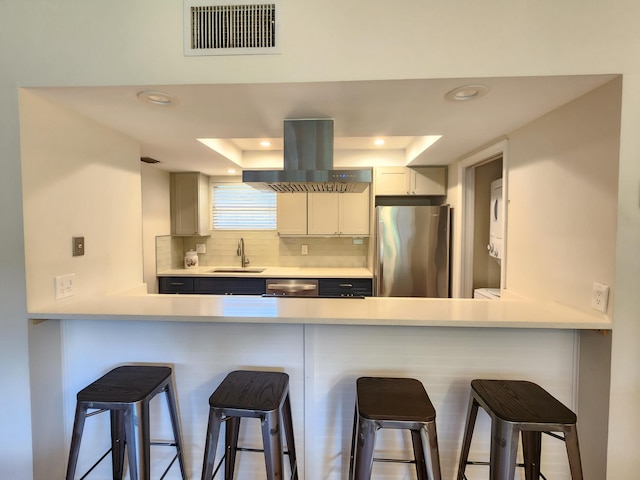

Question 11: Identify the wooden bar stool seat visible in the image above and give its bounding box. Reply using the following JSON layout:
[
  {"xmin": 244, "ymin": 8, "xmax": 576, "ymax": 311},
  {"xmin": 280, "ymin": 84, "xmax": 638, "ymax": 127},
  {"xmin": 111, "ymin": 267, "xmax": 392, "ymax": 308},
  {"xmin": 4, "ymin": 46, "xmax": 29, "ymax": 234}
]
[
  {"xmin": 201, "ymin": 370, "xmax": 298, "ymax": 480},
  {"xmin": 457, "ymin": 379, "xmax": 583, "ymax": 480},
  {"xmin": 349, "ymin": 376, "xmax": 442, "ymax": 480},
  {"xmin": 65, "ymin": 365, "xmax": 187, "ymax": 480}
]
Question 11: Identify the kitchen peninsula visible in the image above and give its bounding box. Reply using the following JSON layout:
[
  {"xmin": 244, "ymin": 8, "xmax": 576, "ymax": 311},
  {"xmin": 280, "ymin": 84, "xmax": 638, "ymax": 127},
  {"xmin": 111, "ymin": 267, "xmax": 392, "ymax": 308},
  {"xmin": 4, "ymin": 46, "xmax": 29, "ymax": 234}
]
[{"xmin": 28, "ymin": 291, "xmax": 610, "ymax": 480}]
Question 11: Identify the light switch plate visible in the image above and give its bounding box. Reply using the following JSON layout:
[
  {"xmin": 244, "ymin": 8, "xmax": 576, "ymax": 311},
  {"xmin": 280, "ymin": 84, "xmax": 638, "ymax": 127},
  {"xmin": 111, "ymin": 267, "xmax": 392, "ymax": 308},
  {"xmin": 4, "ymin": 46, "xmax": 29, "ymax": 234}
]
[{"xmin": 73, "ymin": 236, "xmax": 84, "ymax": 256}]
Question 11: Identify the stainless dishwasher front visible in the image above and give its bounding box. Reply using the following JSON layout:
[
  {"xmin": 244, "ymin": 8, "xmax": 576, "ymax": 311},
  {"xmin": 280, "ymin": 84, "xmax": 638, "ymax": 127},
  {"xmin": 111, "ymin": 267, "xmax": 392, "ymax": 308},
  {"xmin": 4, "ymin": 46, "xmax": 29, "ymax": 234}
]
[{"xmin": 265, "ymin": 279, "xmax": 319, "ymax": 296}]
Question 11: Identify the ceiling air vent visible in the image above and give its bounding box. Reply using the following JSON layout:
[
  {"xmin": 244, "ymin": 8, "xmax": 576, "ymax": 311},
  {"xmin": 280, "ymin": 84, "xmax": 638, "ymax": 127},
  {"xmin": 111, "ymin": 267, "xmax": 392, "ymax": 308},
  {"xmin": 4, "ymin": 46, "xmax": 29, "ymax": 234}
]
[{"xmin": 184, "ymin": 0, "xmax": 281, "ymax": 56}]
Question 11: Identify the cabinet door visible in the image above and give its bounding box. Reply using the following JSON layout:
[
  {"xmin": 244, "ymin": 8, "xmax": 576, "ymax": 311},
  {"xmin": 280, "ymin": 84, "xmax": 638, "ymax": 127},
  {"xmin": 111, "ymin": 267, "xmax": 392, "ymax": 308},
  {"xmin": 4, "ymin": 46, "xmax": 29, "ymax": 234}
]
[
  {"xmin": 277, "ymin": 193, "xmax": 307, "ymax": 235},
  {"xmin": 194, "ymin": 277, "xmax": 266, "ymax": 295},
  {"xmin": 375, "ymin": 167, "xmax": 409, "ymax": 195},
  {"xmin": 339, "ymin": 188, "xmax": 370, "ymax": 235},
  {"xmin": 410, "ymin": 167, "xmax": 446, "ymax": 195},
  {"xmin": 308, "ymin": 193, "xmax": 340, "ymax": 235},
  {"xmin": 158, "ymin": 277, "xmax": 194, "ymax": 294},
  {"xmin": 318, "ymin": 278, "xmax": 373, "ymax": 296},
  {"xmin": 171, "ymin": 173, "xmax": 211, "ymax": 235}
]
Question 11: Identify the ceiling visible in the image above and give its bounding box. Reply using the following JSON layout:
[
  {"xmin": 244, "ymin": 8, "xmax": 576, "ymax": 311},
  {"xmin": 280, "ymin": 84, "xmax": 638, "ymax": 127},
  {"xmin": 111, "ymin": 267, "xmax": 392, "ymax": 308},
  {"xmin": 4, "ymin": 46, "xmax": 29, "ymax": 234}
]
[{"xmin": 32, "ymin": 74, "xmax": 617, "ymax": 176}]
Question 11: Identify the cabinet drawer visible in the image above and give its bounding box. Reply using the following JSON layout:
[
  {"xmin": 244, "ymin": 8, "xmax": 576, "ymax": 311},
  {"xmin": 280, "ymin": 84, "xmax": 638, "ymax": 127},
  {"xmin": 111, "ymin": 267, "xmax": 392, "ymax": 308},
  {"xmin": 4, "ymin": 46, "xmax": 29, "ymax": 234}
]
[
  {"xmin": 318, "ymin": 278, "xmax": 373, "ymax": 297},
  {"xmin": 194, "ymin": 277, "xmax": 266, "ymax": 295},
  {"xmin": 159, "ymin": 277, "xmax": 195, "ymax": 294}
]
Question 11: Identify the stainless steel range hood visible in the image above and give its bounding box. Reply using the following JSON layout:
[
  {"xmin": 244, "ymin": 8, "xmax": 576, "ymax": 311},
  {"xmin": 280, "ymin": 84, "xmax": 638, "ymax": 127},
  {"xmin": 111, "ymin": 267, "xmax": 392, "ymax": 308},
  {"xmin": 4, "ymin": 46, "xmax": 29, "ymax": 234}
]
[{"xmin": 242, "ymin": 119, "xmax": 372, "ymax": 193}]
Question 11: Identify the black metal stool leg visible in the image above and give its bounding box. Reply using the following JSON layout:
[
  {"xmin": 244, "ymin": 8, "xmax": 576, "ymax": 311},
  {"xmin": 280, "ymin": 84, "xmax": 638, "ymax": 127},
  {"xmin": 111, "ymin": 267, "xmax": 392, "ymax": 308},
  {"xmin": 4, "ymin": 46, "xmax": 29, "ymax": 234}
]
[
  {"xmin": 422, "ymin": 422, "xmax": 442, "ymax": 480},
  {"xmin": 201, "ymin": 409, "xmax": 223, "ymax": 480},
  {"xmin": 124, "ymin": 401, "xmax": 151, "ymax": 480},
  {"xmin": 124, "ymin": 405, "xmax": 140, "ymax": 480},
  {"xmin": 489, "ymin": 420, "xmax": 519, "ymax": 480},
  {"xmin": 456, "ymin": 395, "xmax": 479, "ymax": 480},
  {"xmin": 411, "ymin": 429, "xmax": 428, "ymax": 480},
  {"xmin": 66, "ymin": 403, "xmax": 88, "ymax": 480},
  {"xmin": 348, "ymin": 404, "xmax": 359, "ymax": 480},
  {"xmin": 110, "ymin": 410, "xmax": 126, "ymax": 479},
  {"xmin": 261, "ymin": 410, "xmax": 284, "ymax": 480},
  {"xmin": 164, "ymin": 382, "xmax": 187, "ymax": 479},
  {"xmin": 353, "ymin": 418, "xmax": 377, "ymax": 480},
  {"xmin": 522, "ymin": 431, "xmax": 542, "ymax": 480},
  {"xmin": 224, "ymin": 416, "xmax": 241, "ymax": 480},
  {"xmin": 282, "ymin": 392, "xmax": 299, "ymax": 479},
  {"xmin": 565, "ymin": 425, "xmax": 584, "ymax": 480}
]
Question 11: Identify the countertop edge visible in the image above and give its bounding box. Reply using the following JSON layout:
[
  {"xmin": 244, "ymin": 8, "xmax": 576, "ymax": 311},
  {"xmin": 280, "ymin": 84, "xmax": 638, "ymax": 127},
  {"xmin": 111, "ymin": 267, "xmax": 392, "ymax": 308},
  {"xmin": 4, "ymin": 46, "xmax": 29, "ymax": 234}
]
[{"xmin": 27, "ymin": 294, "xmax": 612, "ymax": 330}]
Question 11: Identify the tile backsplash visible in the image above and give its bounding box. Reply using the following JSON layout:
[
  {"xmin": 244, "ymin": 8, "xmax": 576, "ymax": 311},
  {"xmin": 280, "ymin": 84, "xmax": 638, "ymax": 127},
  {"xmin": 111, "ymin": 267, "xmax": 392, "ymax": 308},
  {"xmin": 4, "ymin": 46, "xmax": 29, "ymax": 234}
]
[{"xmin": 156, "ymin": 231, "xmax": 369, "ymax": 271}]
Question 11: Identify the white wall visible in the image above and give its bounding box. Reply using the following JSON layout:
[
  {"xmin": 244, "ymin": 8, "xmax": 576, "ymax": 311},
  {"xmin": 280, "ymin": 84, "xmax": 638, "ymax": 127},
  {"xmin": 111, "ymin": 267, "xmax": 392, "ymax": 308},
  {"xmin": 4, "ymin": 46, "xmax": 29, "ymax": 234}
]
[
  {"xmin": 506, "ymin": 78, "xmax": 620, "ymax": 314},
  {"xmin": 20, "ymin": 90, "xmax": 144, "ymax": 309},
  {"xmin": 2, "ymin": 1, "xmax": 640, "ymax": 479},
  {"xmin": 0, "ymin": 73, "xmax": 33, "ymax": 479},
  {"xmin": 141, "ymin": 164, "xmax": 171, "ymax": 293},
  {"xmin": 607, "ymin": 71, "xmax": 640, "ymax": 475}
]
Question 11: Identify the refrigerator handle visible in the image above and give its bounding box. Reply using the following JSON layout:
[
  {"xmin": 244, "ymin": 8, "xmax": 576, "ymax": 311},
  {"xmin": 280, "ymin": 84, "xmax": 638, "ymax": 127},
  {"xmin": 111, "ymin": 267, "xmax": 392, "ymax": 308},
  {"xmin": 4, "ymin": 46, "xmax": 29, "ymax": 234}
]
[{"xmin": 375, "ymin": 210, "xmax": 383, "ymax": 296}]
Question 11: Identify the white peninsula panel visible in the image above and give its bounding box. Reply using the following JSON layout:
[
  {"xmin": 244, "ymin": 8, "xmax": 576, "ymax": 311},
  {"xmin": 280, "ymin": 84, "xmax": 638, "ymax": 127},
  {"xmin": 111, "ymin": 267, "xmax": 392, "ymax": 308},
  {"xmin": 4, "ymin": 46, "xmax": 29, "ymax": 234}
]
[
  {"xmin": 51, "ymin": 319, "xmax": 581, "ymax": 480},
  {"xmin": 303, "ymin": 325, "xmax": 578, "ymax": 480},
  {"xmin": 60, "ymin": 320, "xmax": 305, "ymax": 480}
]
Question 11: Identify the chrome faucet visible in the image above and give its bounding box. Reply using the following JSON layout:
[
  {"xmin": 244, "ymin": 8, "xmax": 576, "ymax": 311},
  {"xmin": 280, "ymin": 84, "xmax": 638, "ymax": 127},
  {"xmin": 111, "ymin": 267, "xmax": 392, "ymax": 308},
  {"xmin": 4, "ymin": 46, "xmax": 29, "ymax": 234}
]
[{"xmin": 237, "ymin": 238, "xmax": 250, "ymax": 268}]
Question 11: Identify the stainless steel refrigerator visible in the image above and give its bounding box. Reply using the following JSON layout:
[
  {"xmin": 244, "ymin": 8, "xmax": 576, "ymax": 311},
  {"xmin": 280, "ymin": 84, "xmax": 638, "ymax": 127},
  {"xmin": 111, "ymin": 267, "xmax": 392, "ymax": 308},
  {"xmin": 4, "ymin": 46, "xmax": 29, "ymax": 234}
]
[{"xmin": 375, "ymin": 205, "xmax": 450, "ymax": 297}]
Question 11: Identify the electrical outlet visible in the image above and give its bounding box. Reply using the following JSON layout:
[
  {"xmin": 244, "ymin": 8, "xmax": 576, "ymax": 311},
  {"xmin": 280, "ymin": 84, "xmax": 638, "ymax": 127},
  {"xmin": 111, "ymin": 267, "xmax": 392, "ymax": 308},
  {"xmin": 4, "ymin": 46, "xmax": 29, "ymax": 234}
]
[
  {"xmin": 591, "ymin": 282, "xmax": 609, "ymax": 313},
  {"xmin": 55, "ymin": 273, "xmax": 75, "ymax": 300},
  {"xmin": 196, "ymin": 243, "xmax": 206, "ymax": 254},
  {"xmin": 301, "ymin": 244, "xmax": 308, "ymax": 255}
]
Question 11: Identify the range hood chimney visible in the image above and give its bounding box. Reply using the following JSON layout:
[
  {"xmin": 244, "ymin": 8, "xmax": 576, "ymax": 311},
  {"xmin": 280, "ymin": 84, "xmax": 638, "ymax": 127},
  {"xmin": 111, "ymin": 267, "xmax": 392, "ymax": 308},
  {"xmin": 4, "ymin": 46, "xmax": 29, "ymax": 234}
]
[{"xmin": 242, "ymin": 119, "xmax": 372, "ymax": 193}]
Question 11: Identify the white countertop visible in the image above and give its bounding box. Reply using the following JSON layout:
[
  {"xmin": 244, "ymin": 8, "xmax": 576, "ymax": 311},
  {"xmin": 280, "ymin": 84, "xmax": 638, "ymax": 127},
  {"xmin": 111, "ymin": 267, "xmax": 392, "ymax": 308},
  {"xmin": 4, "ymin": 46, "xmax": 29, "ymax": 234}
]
[
  {"xmin": 157, "ymin": 266, "xmax": 373, "ymax": 278},
  {"xmin": 28, "ymin": 287, "xmax": 611, "ymax": 330}
]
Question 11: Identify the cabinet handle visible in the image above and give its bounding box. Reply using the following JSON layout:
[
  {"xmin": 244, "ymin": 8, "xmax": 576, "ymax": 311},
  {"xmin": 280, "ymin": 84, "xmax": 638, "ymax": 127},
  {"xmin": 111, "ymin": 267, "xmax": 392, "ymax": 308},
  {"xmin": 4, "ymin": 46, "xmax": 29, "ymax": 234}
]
[
  {"xmin": 170, "ymin": 282, "xmax": 185, "ymax": 286},
  {"xmin": 338, "ymin": 283, "xmax": 353, "ymax": 288}
]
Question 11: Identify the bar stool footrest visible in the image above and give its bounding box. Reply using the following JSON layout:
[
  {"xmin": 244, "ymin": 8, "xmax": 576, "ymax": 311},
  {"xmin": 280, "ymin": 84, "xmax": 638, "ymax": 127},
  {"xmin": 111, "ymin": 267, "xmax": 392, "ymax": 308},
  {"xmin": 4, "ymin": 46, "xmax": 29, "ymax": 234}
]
[{"xmin": 373, "ymin": 457, "xmax": 418, "ymax": 464}]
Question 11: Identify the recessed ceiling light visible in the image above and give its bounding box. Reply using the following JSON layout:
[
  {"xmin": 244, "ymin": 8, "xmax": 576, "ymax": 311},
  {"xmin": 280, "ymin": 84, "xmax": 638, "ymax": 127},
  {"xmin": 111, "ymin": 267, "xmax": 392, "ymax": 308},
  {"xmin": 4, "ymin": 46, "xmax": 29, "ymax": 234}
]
[
  {"xmin": 374, "ymin": 139, "xmax": 385, "ymax": 146},
  {"xmin": 444, "ymin": 84, "xmax": 489, "ymax": 102},
  {"xmin": 260, "ymin": 141, "xmax": 272, "ymax": 147},
  {"xmin": 137, "ymin": 90, "xmax": 176, "ymax": 106},
  {"xmin": 227, "ymin": 168, "xmax": 237, "ymax": 174}
]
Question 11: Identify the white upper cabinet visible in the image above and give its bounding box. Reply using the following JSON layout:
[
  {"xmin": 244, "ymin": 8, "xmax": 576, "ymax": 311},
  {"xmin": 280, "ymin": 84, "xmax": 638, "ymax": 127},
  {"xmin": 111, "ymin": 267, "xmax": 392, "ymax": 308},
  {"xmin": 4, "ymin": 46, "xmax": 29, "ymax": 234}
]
[
  {"xmin": 308, "ymin": 187, "xmax": 370, "ymax": 236},
  {"xmin": 277, "ymin": 192, "xmax": 307, "ymax": 235},
  {"xmin": 277, "ymin": 187, "xmax": 370, "ymax": 236},
  {"xmin": 170, "ymin": 172, "xmax": 212, "ymax": 235},
  {"xmin": 375, "ymin": 166, "xmax": 446, "ymax": 195}
]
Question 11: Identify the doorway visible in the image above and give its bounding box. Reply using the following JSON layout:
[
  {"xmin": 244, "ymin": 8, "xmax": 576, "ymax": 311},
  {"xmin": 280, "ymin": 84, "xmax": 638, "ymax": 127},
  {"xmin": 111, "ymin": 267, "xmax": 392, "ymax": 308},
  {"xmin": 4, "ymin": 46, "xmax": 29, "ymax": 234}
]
[
  {"xmin": 472, "ymin": 156, "xmax": 503, "ymax": 293},
  {"xmin": 455, "ymin": 140, "xmax": 507, "ymax": 298}
]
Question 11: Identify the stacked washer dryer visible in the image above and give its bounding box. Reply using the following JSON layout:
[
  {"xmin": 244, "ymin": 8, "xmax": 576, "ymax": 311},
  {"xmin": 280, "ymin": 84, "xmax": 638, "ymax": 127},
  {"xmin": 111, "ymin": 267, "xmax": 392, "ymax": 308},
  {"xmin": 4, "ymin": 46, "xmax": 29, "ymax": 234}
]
[{"xmin": 475, "ymin": 178, "xmax": 503, "ymax": 301}]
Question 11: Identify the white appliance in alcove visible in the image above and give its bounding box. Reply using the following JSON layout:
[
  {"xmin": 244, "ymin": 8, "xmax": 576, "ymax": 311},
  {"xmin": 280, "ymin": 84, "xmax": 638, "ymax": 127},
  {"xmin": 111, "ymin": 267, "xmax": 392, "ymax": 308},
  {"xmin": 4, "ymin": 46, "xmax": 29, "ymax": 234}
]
[
  {"xmin": 473, "ymin": 288, "xmax": 501, "ymax": 299},
  {"xmin": 487, "ymin": 178, "xmax": 503, "ymax": 260}
]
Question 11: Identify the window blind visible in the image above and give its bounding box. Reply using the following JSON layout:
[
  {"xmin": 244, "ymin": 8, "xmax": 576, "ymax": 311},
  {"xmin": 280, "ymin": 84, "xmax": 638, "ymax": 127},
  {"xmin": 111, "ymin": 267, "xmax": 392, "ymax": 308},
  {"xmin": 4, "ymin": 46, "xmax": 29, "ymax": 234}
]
[{"xmin": 212, "ymin": 183, "xmax": 276, "ymax": 230}]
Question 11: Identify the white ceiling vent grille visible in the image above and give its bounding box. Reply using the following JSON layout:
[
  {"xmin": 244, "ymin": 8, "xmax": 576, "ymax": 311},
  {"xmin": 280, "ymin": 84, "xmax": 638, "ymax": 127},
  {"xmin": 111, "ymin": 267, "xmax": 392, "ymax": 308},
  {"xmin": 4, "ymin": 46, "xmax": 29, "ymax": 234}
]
[{"xmin": 185, "ymin": 0, "xmax": 281, "ymax": 56}]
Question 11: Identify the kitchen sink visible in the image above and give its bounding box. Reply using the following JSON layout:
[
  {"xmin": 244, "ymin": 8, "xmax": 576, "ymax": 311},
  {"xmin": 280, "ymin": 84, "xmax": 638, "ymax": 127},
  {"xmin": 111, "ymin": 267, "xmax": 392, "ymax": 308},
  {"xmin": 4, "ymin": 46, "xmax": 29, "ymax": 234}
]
[{"xmin": 210, "ymin": 268, "xmax": 266, "ymax": 273}]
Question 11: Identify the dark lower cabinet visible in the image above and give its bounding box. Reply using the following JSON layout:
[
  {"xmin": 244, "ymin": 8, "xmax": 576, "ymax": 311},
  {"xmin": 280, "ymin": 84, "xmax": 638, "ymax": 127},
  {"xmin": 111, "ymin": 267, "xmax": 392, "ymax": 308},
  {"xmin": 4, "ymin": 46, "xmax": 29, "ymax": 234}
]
[
  {"xmin": 160, "ymin": 276, "xmax": 372, "ymax": 296},
  {"xmin": 159, "ymin": 276, "xmax": 265, "ymax": 295},
  {"xmin": 159, "ymin": 277, "xmax": 194, "ymax": 294},
  {"xmin": 318, "ymin": 278, "xmax": 373, "ymax": 297},
  {"xmin": 194, "ymin": 277, "xmax": 266, "ymax": 295}
]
